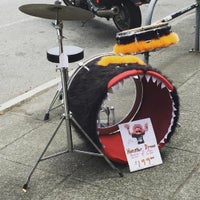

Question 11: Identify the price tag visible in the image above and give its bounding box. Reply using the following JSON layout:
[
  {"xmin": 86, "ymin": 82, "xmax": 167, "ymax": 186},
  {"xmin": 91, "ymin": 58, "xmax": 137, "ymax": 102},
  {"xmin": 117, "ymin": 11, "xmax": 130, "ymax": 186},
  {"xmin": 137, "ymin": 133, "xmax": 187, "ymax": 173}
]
[{"xmin": 119, "ymin": 118, "xmax": 163, "ymax": 172}]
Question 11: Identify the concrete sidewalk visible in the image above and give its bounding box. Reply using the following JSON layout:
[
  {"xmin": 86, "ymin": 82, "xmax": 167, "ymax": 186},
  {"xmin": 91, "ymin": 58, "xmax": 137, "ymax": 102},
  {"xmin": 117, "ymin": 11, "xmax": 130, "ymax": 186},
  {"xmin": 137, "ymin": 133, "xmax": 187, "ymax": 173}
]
[{"xmin": 0, "ymin": 9, "xmax": 200, "ymax": 200}]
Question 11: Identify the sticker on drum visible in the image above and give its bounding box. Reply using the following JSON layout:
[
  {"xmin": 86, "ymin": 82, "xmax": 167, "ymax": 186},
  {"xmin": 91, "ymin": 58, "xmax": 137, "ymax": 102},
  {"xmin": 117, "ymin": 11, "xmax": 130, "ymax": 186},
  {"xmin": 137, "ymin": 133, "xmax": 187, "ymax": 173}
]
[
  {"xmin": 68, "ymin": 53, "xmax": 179, "ymax": 163},
  {"xmin": 114, "ymin": 22, "xmax": 179, "ymax": 54}
]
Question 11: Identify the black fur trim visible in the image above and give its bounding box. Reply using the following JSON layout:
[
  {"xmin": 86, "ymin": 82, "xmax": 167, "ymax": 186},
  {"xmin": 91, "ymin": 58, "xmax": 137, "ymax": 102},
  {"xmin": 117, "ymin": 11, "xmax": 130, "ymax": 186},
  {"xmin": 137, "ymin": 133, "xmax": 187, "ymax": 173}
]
[{"xmin": 68, "ymin": 56, "xmax": 180, "ymax": 147}]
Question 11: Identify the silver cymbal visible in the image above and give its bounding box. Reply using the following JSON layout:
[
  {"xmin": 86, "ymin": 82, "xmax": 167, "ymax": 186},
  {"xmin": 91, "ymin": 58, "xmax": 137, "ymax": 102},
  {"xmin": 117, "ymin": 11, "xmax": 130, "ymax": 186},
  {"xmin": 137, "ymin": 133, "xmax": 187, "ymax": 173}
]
[{"xmin": 19, "ymin": 4, "xmax": 94, "ymax": 21}]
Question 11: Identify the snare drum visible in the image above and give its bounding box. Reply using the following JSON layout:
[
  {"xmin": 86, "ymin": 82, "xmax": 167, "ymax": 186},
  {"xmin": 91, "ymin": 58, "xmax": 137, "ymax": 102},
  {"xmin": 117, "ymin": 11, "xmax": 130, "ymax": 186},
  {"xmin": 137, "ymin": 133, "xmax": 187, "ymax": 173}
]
[
  {"xmin": 68, "ymin": 53, "xmax": 179, "ymax": 163},
  {"xmin": 114, "ymin": 22, "xmax": 179, "ymax": 54}
]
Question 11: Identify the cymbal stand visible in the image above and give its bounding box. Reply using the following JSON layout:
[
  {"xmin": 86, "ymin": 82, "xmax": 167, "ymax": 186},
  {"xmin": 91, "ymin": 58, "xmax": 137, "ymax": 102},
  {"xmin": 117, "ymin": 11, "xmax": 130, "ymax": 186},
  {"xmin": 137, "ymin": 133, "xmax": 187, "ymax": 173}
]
[{"xmin": 22, "ymin": 17, "xmax": 123, "ymax": 192}]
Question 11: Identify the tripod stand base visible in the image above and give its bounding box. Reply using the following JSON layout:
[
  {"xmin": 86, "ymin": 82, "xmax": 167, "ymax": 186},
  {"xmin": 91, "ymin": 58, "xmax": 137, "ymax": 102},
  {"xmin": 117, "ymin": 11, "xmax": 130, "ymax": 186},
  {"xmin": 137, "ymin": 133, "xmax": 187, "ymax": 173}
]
[
  {"xmin": 22, "ymin": 19, "xmax": 122, "ymax": 191},
  {"xmin": 23, "ymin": 113, "xmax": 123, "ymax": 191}
]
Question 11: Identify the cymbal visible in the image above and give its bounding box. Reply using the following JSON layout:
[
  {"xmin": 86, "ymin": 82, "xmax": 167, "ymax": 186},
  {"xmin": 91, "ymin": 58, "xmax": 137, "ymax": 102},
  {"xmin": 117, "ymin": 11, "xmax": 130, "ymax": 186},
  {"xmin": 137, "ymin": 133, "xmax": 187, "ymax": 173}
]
[{"xmin": 19, "ymin": 4, "xmax": 94, "ymax": 21}]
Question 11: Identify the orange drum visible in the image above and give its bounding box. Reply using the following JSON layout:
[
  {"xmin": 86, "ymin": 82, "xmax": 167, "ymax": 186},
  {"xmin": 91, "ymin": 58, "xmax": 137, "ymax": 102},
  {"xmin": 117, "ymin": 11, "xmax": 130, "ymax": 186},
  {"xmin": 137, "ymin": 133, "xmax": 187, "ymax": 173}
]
[
  {"xmin": 114, "ymin": 22, "xmax": 179, "ymax": 54},
  {"xmin": 68, "ymin": 53, "xmax": 179, "ymax": 163}
]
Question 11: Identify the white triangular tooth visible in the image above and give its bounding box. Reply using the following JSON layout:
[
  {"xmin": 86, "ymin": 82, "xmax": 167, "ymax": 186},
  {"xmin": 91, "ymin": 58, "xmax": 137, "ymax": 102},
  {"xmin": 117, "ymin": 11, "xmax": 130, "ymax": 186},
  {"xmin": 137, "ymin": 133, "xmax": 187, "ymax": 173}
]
[
  {"xmin": 170, "ymin": 117, "xmax": 174, "ymax": 125},
  {"xmin": 173, "ymin": 105, "xmax": 177, "ymax": 111},
  {"xmin": 164, "ymin": 133, "xmax": 169, "ymax": 140},
  {"xmin": 160, "ymin": 138, "xmax": 165, "ymax": 144},
  {"xmin": 145, "ymin": 75, "xmax": 151, "ymax": 82},
  {"xmin": 172, "ymin": 112, "xmax": 176, "ymax": 118},
  {"xmin": 169, "ymin": 115, "xmax": 175, "ymax": 129},
  {"xmin": 164, "ymin": 134, "xmax": 168, "ymax": 141},
  {"xmin": 166, "ymin": 128, "xmax": 170, "ymax": 135},
  {"xmin": 156, "ymin": 79, "xmax": 161, "ymax": 86},
  {"xmin": 139, "ymin": 74, "xmax": 144, "ymax": 79},
  {"xmin": 112, "ymin": 83, "xmax": 120, "ymax": 90},
  {"xmin": 120, "ymin": 79, "xmax": 124, "ymax": 86},
  {"xmin": 165, "ymin": 130, "xmax": 170, "ymax": 138},
  {"xmin": 171, "ymin": 99, "xmax": 175, "ymax": 105},
  {"xmin": 152, "ymin": 76, "xmax": 157, "ymax": 83},
  {"xmin": 165, "ymin": 126, "xmax": 172, "ymax": 139},
  {"xmin": 133, "ymin": 75, "xmax": 139, "ymax": 79},
  {"xmin": 161, "ymin": 83, "xmax": 166, "ymax": 89}
]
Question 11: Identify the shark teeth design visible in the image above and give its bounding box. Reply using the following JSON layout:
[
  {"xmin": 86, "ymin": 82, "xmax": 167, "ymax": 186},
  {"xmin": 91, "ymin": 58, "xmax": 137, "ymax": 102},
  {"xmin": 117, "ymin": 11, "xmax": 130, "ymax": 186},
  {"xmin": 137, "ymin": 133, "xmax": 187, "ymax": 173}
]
[
  {"xmin": 112, "ymin": 83, "xmax": 120, "ymax": 90},
  {"xmin": 108, "ymin": 74, "xmax": 171, "ymax": 94},
  {"xmin": 106, "ymin": 73, "xmax": 177, "ymax": 144},
  {"xmin": 160, "ymin": 94, "xmax": 177, "ymax": 144},
  {"xmin": 145, "ymin": 74, "xmax": 151, "ymax": 82},
  {"xmin": 108, "ymin": 75, "xmax": 139, "ymax": 94},
  {"xmin": 161, "ymin": 83, "xmax": 166, "ymax": 89},
  {"xmin": 133, "ymin": 75, "xmax": 139, "ymax": 79},
  {"xmin": 156, "ymin": 79, "xmax": 161, "ymax": 87},
  {"xmin": 152, "ymin": 76, "xmax": 157, "ymax": 83},
  {"xmin": 120, "ymin": 79, "xmax": 124, "ymax": 86}
]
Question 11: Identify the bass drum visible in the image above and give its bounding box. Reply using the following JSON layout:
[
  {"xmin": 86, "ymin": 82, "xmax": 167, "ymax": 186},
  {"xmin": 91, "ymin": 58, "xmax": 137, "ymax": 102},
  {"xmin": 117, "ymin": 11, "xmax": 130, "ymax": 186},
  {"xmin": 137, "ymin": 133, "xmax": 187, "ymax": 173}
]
[{"xmin": 68, "ymin": 53, "xmax": 179, "ymax": 163}]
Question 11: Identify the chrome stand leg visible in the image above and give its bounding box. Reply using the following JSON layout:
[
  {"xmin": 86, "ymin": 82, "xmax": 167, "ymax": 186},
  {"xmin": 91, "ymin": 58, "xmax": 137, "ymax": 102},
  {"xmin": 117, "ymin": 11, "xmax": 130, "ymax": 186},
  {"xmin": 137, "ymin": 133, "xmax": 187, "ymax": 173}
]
[
  {"xmin": 71, "ymin": 115, "xmax": 123, "ymax": 177},
  {"xmin": 44, "ymin": 88, "xmax": 63, "ymax": 120},
  {"xmin": 22, "ymin": 117, "xmax": 66, "ymax": 192}
]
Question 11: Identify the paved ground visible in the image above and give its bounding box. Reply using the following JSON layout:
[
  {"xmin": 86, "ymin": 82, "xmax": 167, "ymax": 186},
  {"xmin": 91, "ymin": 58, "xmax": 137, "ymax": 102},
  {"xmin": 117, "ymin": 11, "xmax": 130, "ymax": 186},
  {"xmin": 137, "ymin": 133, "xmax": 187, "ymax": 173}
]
[{"xmin": 0, "ymin": 0, "xmax": 200, "ymax": 200}]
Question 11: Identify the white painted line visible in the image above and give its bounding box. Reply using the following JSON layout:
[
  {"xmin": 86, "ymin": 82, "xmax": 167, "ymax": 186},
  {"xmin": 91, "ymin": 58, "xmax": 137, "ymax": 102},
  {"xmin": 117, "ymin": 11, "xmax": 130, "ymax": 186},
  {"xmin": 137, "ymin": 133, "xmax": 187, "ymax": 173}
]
[
  {"xmin": 0, "ymin": 18, "xmax": 36, "ymax": 29},
  {"xmin": 0, "ymin": 78, "xmax": 60, "ymax": 115}
]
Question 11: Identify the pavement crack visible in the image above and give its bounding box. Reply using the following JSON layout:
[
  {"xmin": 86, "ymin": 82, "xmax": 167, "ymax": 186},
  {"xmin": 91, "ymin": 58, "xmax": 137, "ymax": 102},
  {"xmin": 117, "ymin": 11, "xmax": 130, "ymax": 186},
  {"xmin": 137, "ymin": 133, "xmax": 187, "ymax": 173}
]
[
  {"xmin": 0, "ymin": 124, "xmax": 43, "ymax": 151},
  {"xmin": 165, "ymin": 146, "xmax": 200, "ymax": 155},
  {"xmin": 170, "ymin": 161, "xmax": 200, "ymax": 199},
  {"xmin": 178, "ymin": 68, "xmax": 200, "ymax": 90}
]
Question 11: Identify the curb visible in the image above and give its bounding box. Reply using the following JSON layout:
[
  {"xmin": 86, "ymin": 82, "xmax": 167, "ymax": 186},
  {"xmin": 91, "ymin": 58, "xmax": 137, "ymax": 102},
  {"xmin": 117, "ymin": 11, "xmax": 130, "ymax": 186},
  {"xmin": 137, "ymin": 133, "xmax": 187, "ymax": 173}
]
[
  {"xmin": 0, "ymin": 78, "xmax": 60, "ymax": 115},
  {"xmin": 0, "ymin": 69, "xmax": 75, "ymax": 115}
]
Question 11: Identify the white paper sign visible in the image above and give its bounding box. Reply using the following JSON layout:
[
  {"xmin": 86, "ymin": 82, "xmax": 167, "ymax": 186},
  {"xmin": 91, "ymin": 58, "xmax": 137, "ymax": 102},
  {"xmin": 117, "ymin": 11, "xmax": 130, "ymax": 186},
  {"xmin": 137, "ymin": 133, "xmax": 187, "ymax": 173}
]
[{"xmin": 118, "ymin": 118, "xmax": 163, "ymax": 172}]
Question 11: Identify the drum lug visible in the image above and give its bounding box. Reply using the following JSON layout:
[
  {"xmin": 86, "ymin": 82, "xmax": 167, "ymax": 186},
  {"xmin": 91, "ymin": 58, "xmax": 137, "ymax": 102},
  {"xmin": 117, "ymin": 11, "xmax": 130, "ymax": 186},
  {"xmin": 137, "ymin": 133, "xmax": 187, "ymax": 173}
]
[
  {"xmin": 83, "ymin": 65, "xmax": 90, "ymax": 71},
  {"xmin": 110, "ymin": 106, "xmax": 115, "ymax": 125}
]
